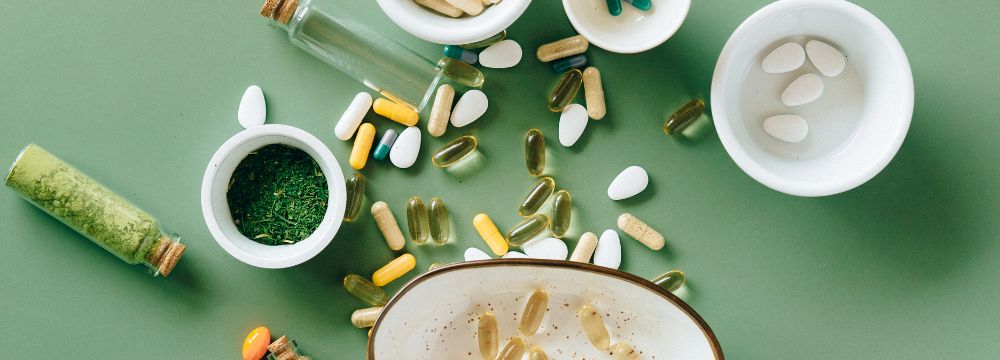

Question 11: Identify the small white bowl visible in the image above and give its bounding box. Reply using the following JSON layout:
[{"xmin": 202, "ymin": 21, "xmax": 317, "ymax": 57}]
[
  {"xmin": 562, "ymin": 0, "xmax": 691, "ymax": 54},
  {"xmin": 712, "ymin": 0, "xmax": 913, "ymax": 197},
  {"xmin": 375, "ymin": 0, "xmax": 532, "ymax": 45},
  {"xmin": 201, "ymin": 124, "xmax": 347, "ymax": 268}
]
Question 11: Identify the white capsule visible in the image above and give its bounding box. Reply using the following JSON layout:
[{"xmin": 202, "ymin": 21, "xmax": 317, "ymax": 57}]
[
  {"xmin": 763, "ymin": 114, "xmax": 809, "ymax": 143},
  {"xmin": 806, "ymin": 40, "xmax": 847, "ymax": 77},
  {"xmin": 238, "ymin": 85, "xmax": 266, "ymax": 129},
  {"xmin": 761, "ymin": 42, "xmax": 805, "ymax": 74},
  {"xmin": 389, "ymin": 126, "xmax": 421, "ymax": 169},
  {"xmin": 781, "ymin": 73, "xmax": 824, "ymax": 106},
  {"xmin": 465, "ymin": 247, "xmax": 493, "ymax": 261},
  {"xmin": 522, "ymin": 237, "xmax": 568, "ymax": 260},
  {"xmin": 451, "ymin": 90, "xmax": 488, "ymax": 127},
  {"xmin": 593, "ymin": 230, "xmax": 621, "ymax": 269},
  {"xmin": 335, "ymin": 92, "xmax": 373, "ymax": 140},
  {"xmin": 607, "ymin": 166, "xmax": 648, "ymax": 200},
  {"xmin": 558, "ymin": 104, "xmax": 588, "ymax": 147},
  {"xmin": 502, "ymin": 251, "xmax": 529, "ymax": 259},
  {"xmin": 479, "ymin": 40, "xmax": 522, "ymax": 69}
]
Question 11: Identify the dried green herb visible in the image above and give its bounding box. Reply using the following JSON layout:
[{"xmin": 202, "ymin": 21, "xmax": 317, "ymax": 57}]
[{"xmin": 227, "ymin": 144, "xmax": 328, "ymax": 245}]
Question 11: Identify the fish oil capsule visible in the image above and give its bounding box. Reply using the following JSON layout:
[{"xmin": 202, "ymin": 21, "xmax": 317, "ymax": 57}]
[
  {"xmin": 663, "ymin": 99, "xmax": 705, "ymax": 135},
  {"xmin": 372, "ymin": 128, "xmax": 398, "ymax": 161},
  {"xmin": 582, "ymin": 67, "xmax": 606, "ymax": 120},
  {"xmin": 478, "ymin": 312, "xmax": 499, "ymax": 360},
  {"xmin": 429, "ymin": 197, "xmax": 450, "ymax": 245},
  {"xmin": 617, "ymin": 213, "xmax": 665, "ymax": 250},
  {"xmin": 552, "ymin": 54, "xmax": 588, "ymax": 73},
  {"xmin": 653, "ymin": 269, "xmax": 687, "ymax": 292},
  {"xmin": 444, "ymin": 45, "xmax": 479, "ymax": 65},
  {"xmin": 351, "ymin": 306, "xmax": 383, "ymax": 328},
  {"xmin": 519, "ymin": 289, "xmax": 549, "ymax": 336},
  {"xmin": 432, "ymin": 135, "xmax": 478, "ymax": 167},
  {"xmin": 414, "ymin": 0, "xmax": 463, "ymax": 17},
  {"xmin": 529, "ymin": 347, "xmax": 548, "ymax": 360},
  {"xmin": 506, "ymin": 214, "xmax": 550, "ymax": 246},
  {"xmin": 344, "ymin": 173, "xmax": 366, "ymax": 222},
  {"xmin": 525, "ymin": 129, "xmax": 545, "ymax": 176},
  {"xmin": 473, "ymin": 213, "xmax": 509, "ymax": 256},
  {"xmin": 372, "ymin": 201, "xmax": 405, "ymax": 251},
  {"xmin": 518, "ymin": 177, "xmax": 556, "ymax": 216},
  {"xmin": 578, "ymin": 304, "xmax": 611, "ymax": 351},
  {"xmin": 444, "ymin": 0, "xmax": 484, "ymax": 16},
  {"xmin": 406, "ymin": 197, "xmax": 429, "ymax": 245},
  {"xmin": 550, "ymin": 190, "xmax": 572, "ymax": 238},
  {"xmin": 343, "ymin": 274, "xmax": 389, "ymax": 306},
  {"xmin": 569, "ymin": 231, "xmax": 598, "ymax": 262},
  {"xmin": 548, "ymin": 69, "xmax": 583, "ymax": 112},
  {"xmin": 497, "ymin": 338, "xmax": 526, "ymax": 360},
  {"xmin": 461, "ymin": 30, "xmax": 507, "ymax": 49},
  {"xmin": 606, "ymin": 0, "xmax": 623, "ymax": 15},
  {"xmin": 373, "ymin": 98, "xmax": 419, "ymax": 126},
  {"xmin": 372, "ymin": 253, "xmax": 416, "ymax": 286},
  {"xmin": 537, "ymin": 35, "xmax": 589, "ymax": 62},
  {"xmin": 428, "ymin": 84, "xmax": 455, "ymax": 137},
  {"xmin": 611, "ymin": 342, "xmax": 639, "ymax": 360},
  {"xmin": 350, "ymin": 123, "xmax": 376, "ymax": 169},
  {"xmin": 439, "ymin": 58, "xmax": 486, "ymax": 88}
]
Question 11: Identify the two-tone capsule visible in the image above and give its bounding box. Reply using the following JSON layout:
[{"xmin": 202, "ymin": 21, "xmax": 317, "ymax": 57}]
[
  {"xmin": 351, "ymin": 306, "xmax": 383, "ymax": 328},
  {"xmin": 432, "ymin": 135, "xmax": 478, "ymax": 167},
  {"xmin": 617, "ymin": 213, "xmax": 665, "ymax": 250},
  {"xmin": 344, "ymin": 173, "xmax": 366, "ymax": 222},
  {"xmin": 428, "ymin": 84, "xmax": 455, "ymax": 137},
  {"xmin": 518, "ymin": 177, "xmax": 555, "ymax": 216},
  {"xmin": 443, "ymin": 45, "xmax": 478, "ymax": 65},
  {"xmin": 663, "ymin": 99, "xmax": 706, "ymax": 135},
  {"xmin": 478, "ymin": 312, "xmax": 499, "ymax": 360},
  {"xmin": 372, "ymin": 201, "xmax": 405, "ymax": 251},
  {"xmin": 343, "ymin": 274, "xmax": 388, "ymax": 306},
  {"xmin": 350, "ymin": 123, "xmax": 376, "ymax": 169},
  {"xmin": 372, "ymin": 253, "xmax": 415, "ymax": 286},
  {"xmin": 552, "ymin": 54, "xmax": 588, "ymax": 73},
  {"xmin": 406, "ymin": 196, "xmax": 429, "ymax": 245},
  {"xmin": 373, "ymin": 98, "xmax": 419, "ymax": 126},
  {"xmin": 506, "ymin": 214, "xmax": 550, "ymax": 246},
  {"xmin": 429, "ymin": 197, "xmax": 450, "ymax": 245},
  {"xmin": 525, "ymin": 129, "xmax": 545, "ymax": 176},
  {"xmin": 578, "ymin": 304, "xmax": 611, "ymax": 351},
  {"xmin": 519, "ymin": 289, "xmax": 549, "ymax": 336},
  {"xmin": 550, "ymin": 190, "xmax": 572, "ymax": 238},
  {"xmin": 474, "ymin": 213, "xmax": 509, "ymax": 256},
  {"xmin": 653, "ymin": 269, "xmax": 687, "ymax": 292},
  {"xmin": 372, "ymin": 128, "xmax": 398, "ymax": 161},
  {"xmin": 583, "ymin": 67, "xmax": 606, "ymax": 120},
  {"xmin": 497, "ymin": 338, "xmax": 526, "ymax": 360},
  {"xmin": 548, "ymin": 69, "xmax": 584, "ymax": 112},
  {"xmin": 537, "ymin": 35, "xmax": 589, "ymax": 62}
]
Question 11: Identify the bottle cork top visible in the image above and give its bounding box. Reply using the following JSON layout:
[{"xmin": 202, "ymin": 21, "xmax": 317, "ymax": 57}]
[
  {"xmin": 260, "ymin": 0, "xmax": 299, "ymax": 24},
  {"xmin": 147, "ymin": 235, "xmax": 186, "ymax": 277}
]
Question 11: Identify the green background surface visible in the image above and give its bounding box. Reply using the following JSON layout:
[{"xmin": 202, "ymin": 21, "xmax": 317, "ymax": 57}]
[{"xmin": 1, "ymin": 0, "xmax": 998, "ymax": 358}]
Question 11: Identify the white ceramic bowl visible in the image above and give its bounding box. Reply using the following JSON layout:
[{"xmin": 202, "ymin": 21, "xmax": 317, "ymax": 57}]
[
  {"xmin": 375, "ymin": 0, "xmax": 532, "ymax": 45},
  {"xmin": 711, "ymin": 0, "xmax": 913, "ymax": 197},
  {"xmin": 368, "ymin": 259, "xmax": 723, "ymax": 359},
  {"xmin": 562, "ymin": 0, "xmax": 691, "ymax": 53},
  {"xmin": 201, "ymin": 124, "xmax": 347, "ymax": 268}
]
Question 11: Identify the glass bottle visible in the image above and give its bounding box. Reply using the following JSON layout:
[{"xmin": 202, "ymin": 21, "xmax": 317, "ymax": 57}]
[
  {"xmin": 5, "ymin": 144, "xmax": 186, "ymax": 277},
  {"xmin": 261, "ymin": 0, "xmax": 485, "ymax": 111}
]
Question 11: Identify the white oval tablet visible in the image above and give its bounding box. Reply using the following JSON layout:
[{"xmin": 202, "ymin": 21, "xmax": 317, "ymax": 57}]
[
  {"xmin": 335, "ymin": 92, "xmax": 373, "ymax": 140},
  {"xmin": 450, "ymin": 90, "xmax": 488, "ymax": 127},
  {"xmin": 389, "ymin": 126, "xmax": 421, "ymax": 168},
  {"xmin": 763, "ymin": 114, "xmax": 809, "ymax": 143},
  {"xmin": 502, "ymin": 251, "xmax": 529, "ymax": 259},
  {"xmin": 238, "ymin": 85, "xmax": 265, "ymax": 129},
  {"xmin": 781, "ymin": 73, "xmax": 824, "ymax": 106},
  {"xmin": 762, "ymin": 42, "xmax": 805, "ymax": 74},
  {"xmin": 593, "ymin": 229, "xmax": 621, "ymax": 269},
  {"xmin": 464, "ymin": 247, "xmax": 492, "ymax": 261},
  {"xmin": 558, "ymin": 104, "xmax": 588, "ymax": 147},
  {"xmin": 479, "ymin": 40, "xmax": 522, "ymax": 69},
  {"xmin": 607, "ymin": 165, "xmax": 649, "ymax": 200},
  {"xmin": 806, "ymin": 40, "xmax": 846, "ymax": 77},
  {"xmin": 522, "ymin": 237, "xmax": 569, "ymax": 260}
]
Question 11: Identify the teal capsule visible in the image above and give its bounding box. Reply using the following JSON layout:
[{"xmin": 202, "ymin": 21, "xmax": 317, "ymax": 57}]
[
  {"xmin": 552, "ymin": 55, "xmax": 588, "ymax": 73},
  {"xmin": 624, "ymin": 0, "xmax": 652, "ymax": 11},
  {"xmin": 373, "ymin": 128, "xmax": 398, "ymax": 161},
  {"xmin": 606, "ymin": 0, "xmax": 622, "ymax": 16},
  {"xmin": 443, "ymin": 45, "xmax": 479, "ymax": 65}
]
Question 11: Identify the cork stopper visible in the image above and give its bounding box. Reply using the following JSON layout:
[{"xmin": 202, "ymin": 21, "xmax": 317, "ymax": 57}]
[
  {"xmin": 267, "ymin": 336, "xmax": 306, "ymax": 360},
  {"xmin": 260, "ymin": 0, "xmax": 299, "ymax": 24},
  {"xmin": 146, "ymin": 235, "xmax": 186, "ymax": 277}
]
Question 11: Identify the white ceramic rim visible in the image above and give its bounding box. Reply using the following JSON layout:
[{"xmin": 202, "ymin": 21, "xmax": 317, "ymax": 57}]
[
  {"xmin": 375, "ymin": 0, "xmax": 532, "ymax": 45},
  {"xmin": 711, "ymin": 0, "xmax": 914, "ymax": 197},
  {"xmin": 200, "ymin": 124, "xmax": 347, "ymax": 268},
  {"xmin": 562, "ymin": 0, "xmax": 692, "ymax": 54}
]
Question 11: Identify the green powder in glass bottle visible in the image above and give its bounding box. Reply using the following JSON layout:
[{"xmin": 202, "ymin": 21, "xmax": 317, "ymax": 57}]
[{"xmin": 5, "ymin": 144, "xmax": 186, "ymax": 276}]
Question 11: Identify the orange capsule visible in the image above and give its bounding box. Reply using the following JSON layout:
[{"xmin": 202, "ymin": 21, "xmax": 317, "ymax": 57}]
[{"xmin": 242, "ymin": 326, "xmax": 270, "ymax": 360}]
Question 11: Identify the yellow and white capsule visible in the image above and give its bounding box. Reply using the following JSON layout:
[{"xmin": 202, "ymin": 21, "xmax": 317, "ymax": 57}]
[{"xmin": 373, "ymin": 98, "xmax": 419, "ymax": 126}]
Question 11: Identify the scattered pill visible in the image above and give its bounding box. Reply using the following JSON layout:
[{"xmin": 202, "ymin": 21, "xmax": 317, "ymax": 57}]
[
  {"xmin": 523, "ymin": 237, "xmax": 568, "ymax": 260},
  {"xmin": 781, "ymin": 73, "xmax": 824, "ymax": 106},
  {"xmin": 351, "ymin": 306, "xmax": 383, "ymax": 328},
  {"xmin": 443, "ymin": 45, "xmax": 479, "ymax": 65},
  {"xmin": 373, "ymin": 98, "xmax": 419, "ymax": 126},
  {"xmin": 461, "ymin": 30, "xmax": 507, "ymax": 49},
  {"xmin": 569, "ymin": 231, "xmax": 598, "ymax": 262},
  {"xmin": 479, "ymin": 40, "xmax": 523, "ymax": 69},
  {"xmin": 763, "ymin": 114, "xmax": 808, "ymax": 142},
  {"xmin": 350, "ymin": 123, "xmax": 376, "ymax": 169},
  {"xmin": 652, "ymin": 269, "xmax": 687, "ymax": 292},
  {"xmin": 529, "ymin": 347, "xmax": 549, "ymax": 360},
  {"xmin": 372, "ymin": 201, "xmax": 405, "ymax": 251},
  {"xmin": 663, "ymin": 99, "xmax": 706, "ymax": 135},
  {"xmin": 242, "ymin": 326, "xmax": 270, "ymax": 360},
  {"xmin": 428, "ymin": 197, "xmax": 450, "ymax": 245},
  {"xmin": 432, "ymin": 135, "xmax": 478, "ymax": 167},
  {"xmin": 518, "ymin": 177, "xmax": 556, "ymax": 216},
  {"xmin": 593, "ymin": 229, "xmax": 621, "ymax": 269},
  {"xmin": 537, "ymin": 35, "xmax": 589, "ymax": 62},
  {"xmin": 550, "ymin": 190, "xmax": 572, "ymax": 238},
  {"xmin": 372, "ymin": 128, "xmax": 398, "ymax": 161},
  {"xmin": 478, "ymin": 312, "xmax": 500, "ymax": 360},
  {"xmin": 344, "ymin": 173, "xmax": 366, "ymax": 222},
  {"xmin": 617, "ymin": 213, "xmax": 664, "ymax": 250},
  {"xmin": 389, "ymin": 126, "xmax": 421, "ymax": 168},
  {"xmin": 525, "ymin": 129, "xmax": 546, "ymax": 176},
  {"xmin": 611, "ymin": 341, "xmax": 639, "ymax": 360},
  {"xmin": 450, "ymin": 90, "xmax": 488, "ymax": 127},
  {"xmin": 497, "ymin": 338, "xmax": 526, "ymax": 360},
  {"xmin": 343, "ymin": 274, "xmax": 389, "ymax": 306},
  {"xmin": 519, "ymin": 289, "xmax": 549, "ymax": 336},
  {"xmin": 624, "ymin": 0, "xmax": 651, "ymax": 11},
  {"xmin": 428, "ymin": 84, "xmax": 454, "ymax": 137},
  {"xmin": 415, "ymin": 0, "xmax": 463, "ymax": 17},
  {"xmin": 559, "ymin": 103, "xmax": 588, "ymax": 147},
  {"xmin": 502, "ymin": 251, "xmax": 529, "ymax": 259},
  {"xmin": 578, "ymin": 304, "xmax": 611, "ymax": 351},
  {"xmin": 552, "ymin": 54, "xmax": 588, "ymax": 73},
  {"xmin": 806, "ymin": 40, "xmax": 846, "ymax": 77},
  {"xmin": 238, "ymin": 85, "xmax": 266, "ymax": 129},
  {"xmin": 335, "ymin": 92, "xmax": 373, "ymax": 140},
  {"xmin": 444, "ymin": 0, "xmax": 484, "ymax": 16},
  {"xmin": 605, "ymin": 0, "xmax": 623, "ymax": 16},
  {"xmin": 372, "ymin": 253, "xmax": 416, "ymax": 286},
  {"xmin": 506, "ymin": 214, "xmax": 551, "ymax": 246},
  {"xmin": 406, "ymin": 196, "xmax": 429, "ymax": 245},
  {"xmin": 608, "ymin": 165, "xmax": 648, "ymax": 200},
  {"xmin": 548, "ymin": 69, "xmax": 583, "ymax": 112},
  {"xmin": 762, "ymin": 42, "xmax": 805, "ymax": 74},
  {"xmin": 465, "ymin": 247, "xmax": 493, "ymax": 261},
  {"xmin": 473, "ymin": 213, "xmax": 509, "ymax": 256},
  {"xmin": 582, "ymin": 67, "xmax": 606, "ymax": 120}
]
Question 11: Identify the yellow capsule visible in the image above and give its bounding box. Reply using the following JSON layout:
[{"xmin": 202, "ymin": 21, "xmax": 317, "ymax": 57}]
[
  {"xmin": 550, "ymin": 190, "xmax": 571, "ymax": 238},
  {"xmin": 519, "ymin": 289, "xmax": 548, "ymax": 336},
  {"xmin": 582, "ymin": 66, "xmax": 606, "ymax": 120},
  {"xmin": 663, "ymin": 99, "xmax": 706, "ymax": 135},
  {"xmin": 652, "ymin": 269, "xmax": 687, "ymax": 292},
  {"xmin": 406, "ymin": 196, "xmax": 429, "ymax": 245},
  {"xmin": 518, "ymin": 177, "xmax": 555, "ymax": 216},
  {"xmin": 350, "ymin": 123, "xmax": 376, "ymax": 169},
  {"xmin": 548, "ymin": 69, "xmax": 583, "ymax": 112},
  {"xmin": 473, "ymin": 213, "xmax": 508, "ymax": 256},
  {"xmin": 578, "ymin": 304, "xmax": 611, "ymax": 351},
  {"xmin": 536, "ymin": 35, "xmax": 589, "ymax": 62},
  {"xmin": 611, "ymin": 342, "xmax": 639, "ymax": 360},
  {"xmin": 343, "ymin": 274, "xmax": 388, "ymax": 306},
  {"xmin": 372, "ymin": 253, "xmax": 416, "ymax": 286},
  {"xmin": 497, "ymin": 338, "xmax": 526, "ymax": 360},
  {"xmin": 242, "ymin": 326, "xmax": 270, "ymax": 360},
  {"xmin": 428, "ymin": 84, "xmax": 454, "ymax": 137},
  {"xmin": 506, "ymin": 214, "xmax": 550, "ymax": 246},
  {"xmin": 524, "ymin": 129, "xmax": 545, "ymax": 176},
  {"xmin": 429, "ymin": 197, "xmax": 450, "ymax": 245},
  {"xmin": 372, "ymin": 201, "xmax": 405, "ymax": 251},
  {"xmin": 617, "ymin": 213, "xmax": 665, "ymax": 250},
  {"xmin": 569, "ymin": 231, "xmax": 598, "ymax": 262},
  {"xmin": 373, "ymin": 98, "xmax": 419, "ymax": 126},
  {"xmin": 344, "ymin": 173, "xmax": 365, "ymax": 222},
  {"xmin": 432, "ymin": 135, "xmax": 478, "ymax": 167},
  {"xmin": 528, "ymin": 347, "xmax": 548, "ymax": 360},
  {"xmin": 351, "ymin": 306, "xmax": 383, "ymax": 328},
  {"xmin": 439, "ymin": 57, "xmax": 485, "ymax": 88},
  {"xmin": 478, "ymin": 312, "xmax": 499, "ymax": 360}
]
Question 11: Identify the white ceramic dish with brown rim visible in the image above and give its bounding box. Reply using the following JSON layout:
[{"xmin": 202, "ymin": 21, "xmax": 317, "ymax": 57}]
[{"xmin": 368, "ymin": 259, "xmax": 723, "ymax": 359}]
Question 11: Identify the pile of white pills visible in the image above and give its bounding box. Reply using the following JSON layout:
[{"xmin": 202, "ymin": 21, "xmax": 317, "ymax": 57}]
[{"xmin": 760, "ymin": 40, "xmax": 847, "ymax": 143}]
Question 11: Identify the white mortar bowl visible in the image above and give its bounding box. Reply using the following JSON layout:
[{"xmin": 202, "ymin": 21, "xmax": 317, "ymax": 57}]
[
  {"xmin": 563, "ymin": 0, "xmax": 691, "ymax": 54},
  {"xmin": 712, "ymin": 0, "xmax": 913, "ymax": 197},
  {"xmin": 376, "ymin": 0, "xmax": 532, "ymax": 45},
  {"xmin": 201, "ymin": 124, "xmax": 347, "ymax": 268}
]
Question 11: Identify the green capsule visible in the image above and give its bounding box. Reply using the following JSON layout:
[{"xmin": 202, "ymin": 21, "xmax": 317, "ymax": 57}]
[
  {"xmin": 406, "ymin": 196, "xmax": 429, "ymax": 245},
  {"xmin": 550, "ymin": 190, "xmax": 571, "ymax": 238},
  {"xmin": 663, "ymin": 99, "xmax": 706, "ymax": 135},
  {"xmin": 439, "ymin": 57, "xmax": 485, "ymax": 89},
  {"xmin": 429, "ymin": 197, "xmax": 450, "ymax": 245},
  {"xmin": 506, "ymin": 214, "xmax": 550, "ymax": 246},
  {"xmin": 518, "ymin": 177, "xmax": 555, "ymax": 217},
  {"xmin": 344, "ymin": 173, "xmax": 366, "ymax": 222},
  {"xmin": 460, "ymin": 30, "xmax": 507, "ymax": 49},
  {"xmin": 432, "ymin": 135, "xmax": 478, "ymax": 167},
  {"xmin": 652, "ymin": 270, "xmax": 687, "ymax": 292},
  {"xmin": 343, "ymin": 274, "xmax": 388, "ymax": 306},
  {"xmin": 525, "ymin": 129, "xmax": 545, "ymax": 176},
  {"xmin": 551, "ymin": 54, "xmax": 588, "ymax": 73},
  {"xmin": 548, "ymin": 69, "xmax": 583, "ymax": 112}
]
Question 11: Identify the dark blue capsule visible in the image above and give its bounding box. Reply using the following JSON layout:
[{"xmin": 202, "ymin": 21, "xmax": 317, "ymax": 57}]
[{"xmin": 552, "ymin": 54, "xmax": 588, "ymax": 73}]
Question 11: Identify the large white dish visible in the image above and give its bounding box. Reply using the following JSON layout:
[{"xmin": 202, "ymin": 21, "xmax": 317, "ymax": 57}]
[
  {"xmin": 376, "ymin": 0, "xmax": 532, "ymax": 45},
  {"xmin": 562, "ymin": 0, "xmax": 691, "ymax": 54}
]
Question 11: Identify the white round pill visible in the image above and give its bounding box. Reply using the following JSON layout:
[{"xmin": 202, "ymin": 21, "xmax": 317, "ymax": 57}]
[
  {"xmin": 464, "ymin": 247, "xmax": 492, "ymax": 261},
  {"xmin": 762, "ymin": 42, "xmax": 805, "ymax": 74},
  {"xmin": 559, "ymin": 103, "xmax": 588, "ymax": 147},
  {"xmin": 522, "ymin": 237, "xmax": 568, "ymax": 260},
  {"xmin": 389, "ymin": 126, "xmax": 421, "ymax": 169},
  {"xmin": 593, "ymin": 229, "xmax": 621, "ymax": 269},
  {"xmin": 238, "ymin": 85, "xmax": 265, "ymax": 129},
  {"xmin": 479, "ymin": 40, "xmax": 522, "ymax": 69},
  {"xmin": 763, "ymin": 114, "xmax": 809, "ymax": 143},
  {"xmin": 806, "ymin": 40, "xmax": 847, "ymax": 77},
  {"xmin": 450, "ymin": 90, "xmax": 488, "ymax": 128},
  {"xmin": 335, "ymin": 92, "xmax": 373, "ymax": 140},
  {"xmin": 781, "ymin": 73, "xmax": 824, "ymax": 107},
  {"xmin": 607, "ymin": 165, "xmax": 649, "ymax": 200}
]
